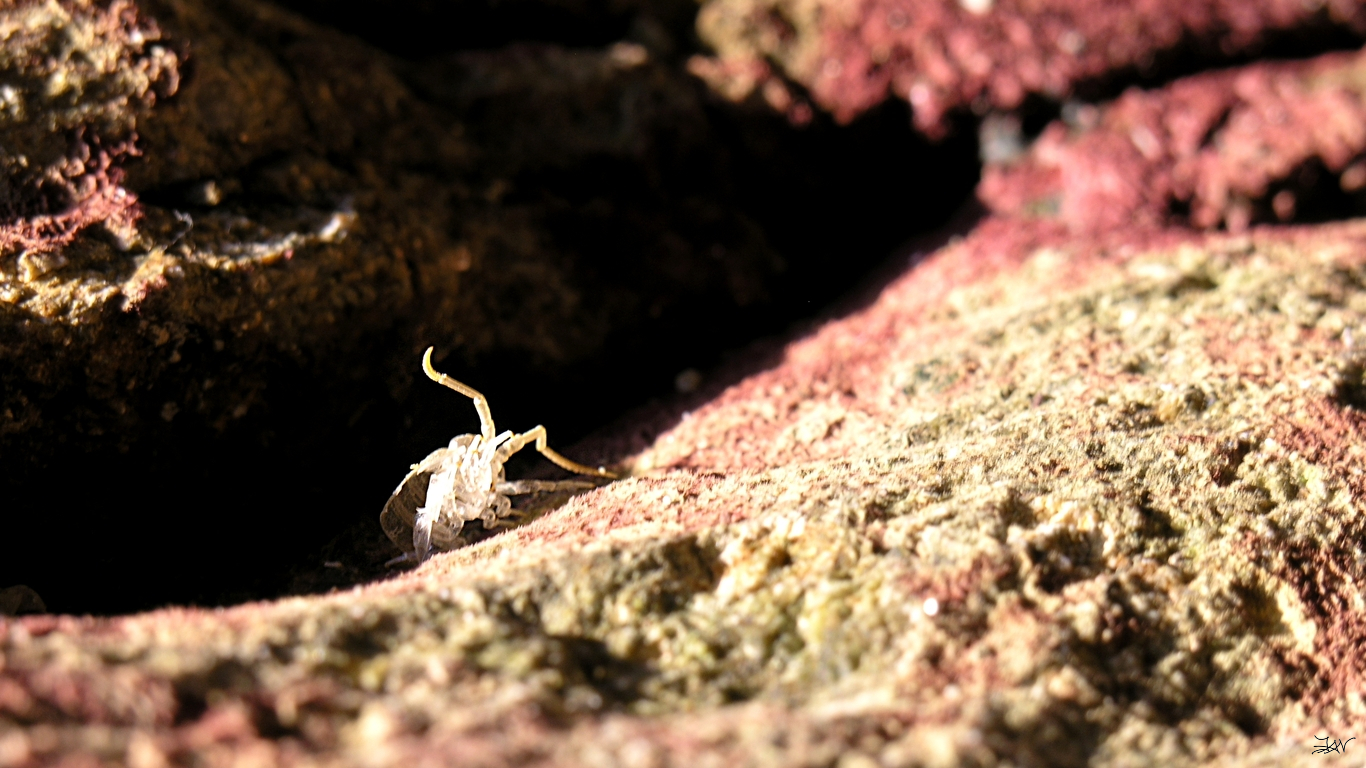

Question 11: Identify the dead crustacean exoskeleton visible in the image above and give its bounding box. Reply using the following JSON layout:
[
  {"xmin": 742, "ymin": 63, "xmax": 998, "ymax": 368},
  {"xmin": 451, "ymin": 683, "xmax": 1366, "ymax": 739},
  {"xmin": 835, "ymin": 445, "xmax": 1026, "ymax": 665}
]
[{"xmin": 381, "ymin": 347, "xmax": 617, "ymax": 563}]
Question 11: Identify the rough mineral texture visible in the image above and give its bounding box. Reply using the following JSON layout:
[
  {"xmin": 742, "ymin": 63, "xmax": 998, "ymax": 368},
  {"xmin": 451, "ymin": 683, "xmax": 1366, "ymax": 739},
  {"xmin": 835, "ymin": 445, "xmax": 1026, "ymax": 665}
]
[
  {"xmin": 5, "ymin": 215, "xmax": 1366, "ymax": 765},
  {"xmin": 8, "ymin": 0, "xmax": 1366, "ymax": 765},
  {"xmin": 691, "ymin": 0, "xmax": 1366, "ymax": 131},
  {"xmin": 979, "ymin": 47, "xmax": 1366, "ymax": 234}
]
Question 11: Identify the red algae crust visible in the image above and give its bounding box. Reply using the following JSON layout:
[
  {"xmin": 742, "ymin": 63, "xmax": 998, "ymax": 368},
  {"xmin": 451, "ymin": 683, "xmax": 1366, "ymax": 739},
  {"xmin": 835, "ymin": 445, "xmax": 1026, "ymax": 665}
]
[
  {"xmin": 980, "ymin": 47, "xmax": 1366, "ymax": 235},
  {"xmin": 691, "ymin": 0, "xmax": 1366, "ymax": 130},
  {"xmin": 5, "ymin": 218, "xmax": 1366, "ymax": 766}
]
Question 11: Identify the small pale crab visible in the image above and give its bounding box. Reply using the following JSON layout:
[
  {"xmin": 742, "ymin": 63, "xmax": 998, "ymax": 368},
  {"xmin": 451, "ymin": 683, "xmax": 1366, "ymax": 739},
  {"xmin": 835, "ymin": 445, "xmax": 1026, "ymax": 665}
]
[{"xmin": 381, "ymin": 347, "xmax": 617, "ymax": 563}]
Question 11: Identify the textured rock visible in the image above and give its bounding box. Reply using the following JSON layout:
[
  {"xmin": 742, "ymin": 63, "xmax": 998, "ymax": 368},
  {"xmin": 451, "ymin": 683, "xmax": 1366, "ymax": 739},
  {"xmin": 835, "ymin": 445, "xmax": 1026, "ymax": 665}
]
[
  {"xmin": 9, "ymin": 0, "xmax": 1366, "ymax": 764},
  {"xmin": 980, "ymin": 48, "xmax": 1366, "ymax": 234},
  {"xmin": 691, "ymin": 0, "xmax": 1366, "ymax": 131},
  {"xmin": 0, "ymin": 0, "xmax": 166, "ymax": 258},
  {"xmin": 6, "ymin": 215, "xmax": 1366, "ymax": 765}
]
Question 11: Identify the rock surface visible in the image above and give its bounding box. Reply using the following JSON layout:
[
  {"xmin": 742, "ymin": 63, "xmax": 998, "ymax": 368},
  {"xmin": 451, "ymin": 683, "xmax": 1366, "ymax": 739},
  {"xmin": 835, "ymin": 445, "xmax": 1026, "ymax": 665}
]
[
  {"xmin": 692, "ymin": 0, "xmax": 1366, "ymax": 131},
  {"xmin": 6, "ymin": 0, "xmax": 1366, "ymax": 766},
  {"xmin": 6, "ymin": 212, "xmax": 1366, "ymax": 765},
  {"xmin": 980, "ymin": 47, "xmax": 1366, "ymax": 234}
]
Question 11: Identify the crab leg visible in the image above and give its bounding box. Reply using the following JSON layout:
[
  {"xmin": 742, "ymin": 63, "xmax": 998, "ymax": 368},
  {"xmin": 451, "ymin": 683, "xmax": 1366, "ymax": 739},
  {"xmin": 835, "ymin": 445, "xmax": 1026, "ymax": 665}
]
[
  {"xmin": 496, "ymin": 479, "xmax": 599, "ymax": 495},
  {"xmin": 422, "ymin": 347, "xmax": 496, "ymax": 442},
  {"xmin": 498, "ymin": 425, "xmax": 617, "ymax": 478}
]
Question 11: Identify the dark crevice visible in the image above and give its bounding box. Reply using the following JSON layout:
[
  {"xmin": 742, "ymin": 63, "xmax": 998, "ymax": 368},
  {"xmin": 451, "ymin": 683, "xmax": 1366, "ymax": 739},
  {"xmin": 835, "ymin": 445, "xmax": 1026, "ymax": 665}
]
[
  {"xmin": 1333, "ymin": 351, "xmax": 1366, "ymax": 409},
  {"xmin": 271, "ymin": 0, "xmax": 700, "ymax": 59},
  {"xmin": 1210, "ymin": 437, "xmax": 1255, "ymax": 487},
  {"xmin": 1260, "ymin": 158, "xmax": 1366, "ymax": 226},
  {"xmin": 1165, "ymin": 156, "xmax": 1366, "ymax": 231},
  {"xmin": 1065, "ymin": 15, "xmax": 1366, "ymax": 107}
]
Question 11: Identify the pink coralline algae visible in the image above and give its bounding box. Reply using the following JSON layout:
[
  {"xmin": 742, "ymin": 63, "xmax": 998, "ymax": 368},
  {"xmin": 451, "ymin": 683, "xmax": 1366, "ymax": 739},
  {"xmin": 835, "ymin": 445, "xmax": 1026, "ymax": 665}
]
[
  {"xmin": 692, "ymin": 0, "xmax": 1366, "ymax": 132},
  {"xmin": 979, "ymin": 49, "xmax": 1366, "ymax": 233},
  {"xmin": 0, "ymin": 0, "xmax": 178, "ymax": 260},
  {"xmin": 0, "ymin": 143, "xmax": 143, "ymax": 260}
]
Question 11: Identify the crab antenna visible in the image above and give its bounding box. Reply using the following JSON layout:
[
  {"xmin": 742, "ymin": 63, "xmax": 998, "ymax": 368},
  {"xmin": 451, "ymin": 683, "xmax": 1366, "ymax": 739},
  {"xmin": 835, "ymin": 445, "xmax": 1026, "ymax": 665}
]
[{"xmin": 422, "ymin": 347, "xmax": 496, "ymax": 442}]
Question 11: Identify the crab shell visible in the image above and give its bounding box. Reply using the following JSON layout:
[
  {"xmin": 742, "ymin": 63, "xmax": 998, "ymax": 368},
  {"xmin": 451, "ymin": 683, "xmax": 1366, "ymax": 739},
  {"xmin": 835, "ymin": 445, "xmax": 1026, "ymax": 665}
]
[{"xmin": 380, "ymin": 433, "xmax": 513, "ymax": 556}]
